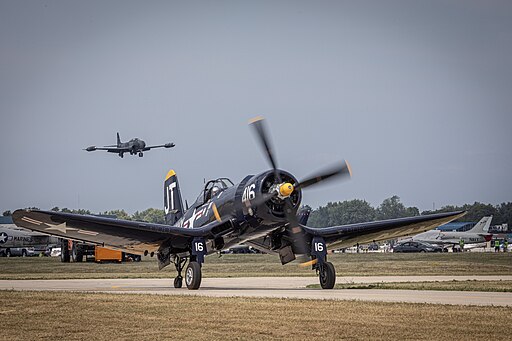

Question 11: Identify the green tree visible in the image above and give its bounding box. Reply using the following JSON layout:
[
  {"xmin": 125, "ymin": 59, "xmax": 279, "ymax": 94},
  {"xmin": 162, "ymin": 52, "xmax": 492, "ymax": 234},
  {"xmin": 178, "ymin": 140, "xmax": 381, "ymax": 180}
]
[
  {"xmin": 103, "ymin": 209, "xmax": 132, "ymax": 220},
  {"xmin": 2, "ymin": 210, "xmax": 11, "ymax": 216},
  {"xmin": 133, "ymin": 208, "xmax": 165, "ymax": 224},
  {"xmin": 309, "ymin": 199, "xmax": 376, "ymax": 227},
  {"xmin": 376, "ymin": 196, "xmax": 418, "ymax": 220}
]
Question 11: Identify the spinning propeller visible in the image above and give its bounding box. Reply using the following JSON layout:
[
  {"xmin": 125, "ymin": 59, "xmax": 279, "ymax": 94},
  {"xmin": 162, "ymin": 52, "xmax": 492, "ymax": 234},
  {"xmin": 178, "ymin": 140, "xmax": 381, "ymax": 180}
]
[{"xmin": 249, "ymin": 116, "xmax": 352, "ymax": 261}]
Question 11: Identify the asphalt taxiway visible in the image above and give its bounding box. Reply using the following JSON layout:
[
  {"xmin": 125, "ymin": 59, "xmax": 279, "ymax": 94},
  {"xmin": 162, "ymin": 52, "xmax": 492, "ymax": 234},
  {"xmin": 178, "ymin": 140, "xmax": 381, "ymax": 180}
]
[{"xmin": 1, "ymin": 276, "xmax": 511, "ymax": 306}]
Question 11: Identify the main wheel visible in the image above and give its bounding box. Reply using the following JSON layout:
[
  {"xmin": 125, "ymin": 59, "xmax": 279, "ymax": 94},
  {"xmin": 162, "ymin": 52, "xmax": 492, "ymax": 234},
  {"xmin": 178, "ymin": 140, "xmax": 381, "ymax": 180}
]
[
  {"xmin": 138, "ymin": 152, "xmax": 143, "ymax": 157},
  {"xmin": 174, "ymin": 276, "xmax": 183, "ymax": 288},
  {"xmin": 319, "ymin": 261, "xmax": 336, "ymax": 289},
  {"xmin": 185, "ymin": 261, "xmax": 202, "ymax": 290},
  {"xmin": 60, "ymin": 239, "xmax": 70, "ymax": 263}
]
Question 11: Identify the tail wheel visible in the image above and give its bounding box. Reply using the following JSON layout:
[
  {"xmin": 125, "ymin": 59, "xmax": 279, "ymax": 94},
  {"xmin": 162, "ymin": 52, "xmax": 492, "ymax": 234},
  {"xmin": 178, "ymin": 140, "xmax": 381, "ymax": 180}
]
[
  {"xmin": 185, "ymin": 261, "xmax": 202, "ymax": 290},
  {"xmin": 174, "ymin": 276, "xmax": 183, "ymax": 288},
  {"xmin": 319, "ymin": 261, "xmax": 336, "ymax": 289}
]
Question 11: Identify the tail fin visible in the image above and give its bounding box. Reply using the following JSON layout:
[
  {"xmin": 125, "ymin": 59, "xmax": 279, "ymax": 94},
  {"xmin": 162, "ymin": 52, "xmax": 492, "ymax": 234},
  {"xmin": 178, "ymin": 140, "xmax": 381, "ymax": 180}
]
[
  {"xmin": 468, "ymin": 216, "xmax": 493, "ymax": 233},
  {"xmin": 116, "ymin": 132, "xmax": 121, "ymax": 147},
  {"xmin": 164, "ymin": 169, "xmax": 184, "ymax": 225}
]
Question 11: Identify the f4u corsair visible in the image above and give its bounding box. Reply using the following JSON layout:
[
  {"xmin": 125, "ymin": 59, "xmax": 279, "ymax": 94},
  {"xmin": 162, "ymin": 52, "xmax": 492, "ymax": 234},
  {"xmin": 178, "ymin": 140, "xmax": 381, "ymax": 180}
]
[
  {"xmin": 13, "ymin": 117, "xmax": 465, "ymax": 290},
  {"xmin": 85, "ymin": 132, "xmax": 175, "ymax": 158}
]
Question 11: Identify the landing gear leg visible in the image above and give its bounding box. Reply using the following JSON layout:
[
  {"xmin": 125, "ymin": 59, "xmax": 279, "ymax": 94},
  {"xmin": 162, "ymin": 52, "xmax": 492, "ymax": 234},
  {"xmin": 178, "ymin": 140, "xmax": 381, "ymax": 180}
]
[
  {"xmin": 311, "ymin": 236, "xmax": 335, "ymax": 289},
  {"xmin": 173, "ymin": 255, "xmax": 187, "ymax": 288}
]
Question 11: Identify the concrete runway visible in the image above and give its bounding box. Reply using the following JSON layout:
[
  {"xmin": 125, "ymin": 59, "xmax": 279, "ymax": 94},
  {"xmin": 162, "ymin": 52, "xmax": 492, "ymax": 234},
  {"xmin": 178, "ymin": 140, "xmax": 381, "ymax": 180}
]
[{"xmin": 1, "ymin": 276, "xmax": 511, "ymax": 306}]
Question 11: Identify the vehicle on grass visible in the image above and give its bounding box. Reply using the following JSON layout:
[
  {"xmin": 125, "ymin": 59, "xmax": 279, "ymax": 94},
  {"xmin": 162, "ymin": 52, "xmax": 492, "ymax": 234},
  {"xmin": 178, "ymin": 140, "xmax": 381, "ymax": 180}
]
[
  {"xmin": 393, "ymin": 241, "xmax": 443, "ymax": 253},
  {"xmin": 12, "ymin": 117, "xmax": 465, "ymax": 290},
  {"xmin": 0, "ymin": 246, "xmax": 36, "ymax": 257}
]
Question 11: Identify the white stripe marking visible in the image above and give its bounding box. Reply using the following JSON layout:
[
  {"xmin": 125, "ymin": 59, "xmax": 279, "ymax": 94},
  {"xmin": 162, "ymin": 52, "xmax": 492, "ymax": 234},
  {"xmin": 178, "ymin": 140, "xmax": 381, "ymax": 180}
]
[
  {"xmin": 21, "ymin": 217, "xmax": 42, "ymax": 225},
  {"xmin": 77, "ymin": 230, "xmax": 99, "ymax": 236}
]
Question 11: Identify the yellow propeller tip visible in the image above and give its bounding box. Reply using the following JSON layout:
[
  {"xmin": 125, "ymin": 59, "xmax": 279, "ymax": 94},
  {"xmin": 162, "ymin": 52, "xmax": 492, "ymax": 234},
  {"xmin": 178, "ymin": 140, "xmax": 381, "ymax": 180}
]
[
  {"xmin": 345, "ymin": 160, "xmax": 353, "ymax": 177},
  {"xmin": 248, "ymin": 115, "xmax": 265, "ymax": 124},
  {"xmin": 299, "ymin": 258, "xmax": 318, "ymax": 267}
]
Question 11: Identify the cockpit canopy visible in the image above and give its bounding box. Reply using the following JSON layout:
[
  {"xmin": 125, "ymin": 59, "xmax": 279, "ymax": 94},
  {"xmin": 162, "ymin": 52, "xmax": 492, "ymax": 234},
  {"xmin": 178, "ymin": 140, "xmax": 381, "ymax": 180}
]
[{"xmin": 193, "ymin": 178, "xmax": 234, "ymax": 207}]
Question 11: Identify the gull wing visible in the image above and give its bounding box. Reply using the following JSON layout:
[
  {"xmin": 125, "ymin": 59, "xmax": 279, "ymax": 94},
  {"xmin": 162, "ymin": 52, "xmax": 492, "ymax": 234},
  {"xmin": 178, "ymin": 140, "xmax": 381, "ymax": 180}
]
[
  {"xmin": 303, "ymin": 211, "xmax": 466, "ymax": 249},
  {"xmin": 12, "ymin": 209, "xmax": 233, "ymax": 254}
]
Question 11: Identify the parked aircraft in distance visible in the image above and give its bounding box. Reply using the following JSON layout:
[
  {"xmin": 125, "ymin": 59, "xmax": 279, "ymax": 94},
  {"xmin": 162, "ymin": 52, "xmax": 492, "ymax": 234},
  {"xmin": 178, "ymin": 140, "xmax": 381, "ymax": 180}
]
[
  {"xmin": 0, "ymin": 225, "xmax": 59, "ymax": 257},
  {"xmin": 411, "ymin": 216, "xmax": 492, "ymax": 250},
  {"xmin": 85, "ymin": 132, "xmax": 175, "ymax": 158},
  {"xmin": 14, "ymin": 117, "xmax": 465, "ymax": 290}
]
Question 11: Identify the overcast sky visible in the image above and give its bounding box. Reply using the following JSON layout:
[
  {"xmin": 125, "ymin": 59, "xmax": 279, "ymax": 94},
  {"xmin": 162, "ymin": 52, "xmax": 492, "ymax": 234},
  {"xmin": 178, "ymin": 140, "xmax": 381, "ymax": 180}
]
[{"xmin": 1, "ymin": 1, "xmax": 511, "ymax": 215}]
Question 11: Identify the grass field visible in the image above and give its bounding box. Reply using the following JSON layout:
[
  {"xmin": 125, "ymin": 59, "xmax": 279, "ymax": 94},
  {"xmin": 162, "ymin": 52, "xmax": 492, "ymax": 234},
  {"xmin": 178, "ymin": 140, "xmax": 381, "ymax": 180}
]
[
  {"xmin": 307, "ymin": 280, "xmax": 512, "ymax": 292},
  {"xmin": 0, "ymin": 291, "xmax": 510, "ymax": 340},
  {"xmin": 0, "ymin": 252, "xmax": 511, "ymax": 280}
]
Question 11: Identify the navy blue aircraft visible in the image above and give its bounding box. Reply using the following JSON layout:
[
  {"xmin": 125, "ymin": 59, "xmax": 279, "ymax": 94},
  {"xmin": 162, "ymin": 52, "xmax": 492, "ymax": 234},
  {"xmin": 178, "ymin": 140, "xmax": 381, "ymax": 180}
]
[
  {"xmin": 13, "ymin": 117, "xmax": 464, "ymax": 290},
  {"xmin": 85, "ymin": 132, "xmax": 174, "ymax": 158}
]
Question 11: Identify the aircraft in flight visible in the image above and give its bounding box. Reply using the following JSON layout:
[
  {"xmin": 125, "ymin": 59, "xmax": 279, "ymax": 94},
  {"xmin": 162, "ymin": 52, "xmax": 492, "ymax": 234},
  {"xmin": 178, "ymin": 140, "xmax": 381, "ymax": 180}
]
[
  {"xmin": 13, "ymin": 117, "xmax": 465, "ymax": 290},
  {"xmin": 85, "ymin": 132, "xmax": 175, "ymax": 158},
  {"xmin": 410, "ymin": 215, "xmax": 493, "ymax": 250}
]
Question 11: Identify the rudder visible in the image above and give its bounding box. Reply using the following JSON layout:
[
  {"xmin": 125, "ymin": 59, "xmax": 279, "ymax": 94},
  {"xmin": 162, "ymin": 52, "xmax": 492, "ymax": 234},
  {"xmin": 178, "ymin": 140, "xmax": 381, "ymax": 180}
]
[
  {"xmin": 468, "ymin": 216, "xmax": 493, "ymax": 233},
  {"xmin": 164, "ymin": 169, "xmax": 184, "ymax": 225}
]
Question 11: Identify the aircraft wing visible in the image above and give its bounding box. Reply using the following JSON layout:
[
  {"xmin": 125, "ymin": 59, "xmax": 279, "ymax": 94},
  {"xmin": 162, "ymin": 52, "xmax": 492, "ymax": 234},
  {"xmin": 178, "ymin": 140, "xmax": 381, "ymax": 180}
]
[
  {"xmin": 142, "ymin": 143, "xmax": 175, "ymax": 151},
  {"xmin": 85, "ymin": 146, "xmax": 130, "ymax": 153},
  {"xmin": 303, "ymin": 211, "xmax": 466, "ymax": 249},
  {"xmin": 12, "ymin": 209, "xmax": 233, "ymax": 254}
]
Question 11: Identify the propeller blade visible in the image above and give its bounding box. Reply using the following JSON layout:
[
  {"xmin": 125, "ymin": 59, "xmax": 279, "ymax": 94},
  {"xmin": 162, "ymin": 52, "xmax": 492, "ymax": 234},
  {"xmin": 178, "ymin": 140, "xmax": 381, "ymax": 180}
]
[
  {"xmin": 283, "ymin": 198, "xmax": 309, "ymax": 261},
  {"xmin": 249, "ymin": 116, "xmax": 282, "ymax": 183},
  {"xmin": 295, "ymin": 160, "xmax": 352, "ymax": 190}
]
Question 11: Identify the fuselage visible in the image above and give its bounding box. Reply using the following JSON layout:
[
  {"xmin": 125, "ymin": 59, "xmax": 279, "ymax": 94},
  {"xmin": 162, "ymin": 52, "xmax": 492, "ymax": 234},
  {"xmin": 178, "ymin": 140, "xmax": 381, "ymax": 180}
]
[
  {"xmin": 412, "ymin": 230, "xmax": 491, "ymax": 246},
  {"xmin": 169, "ymin": 169, "xmax": 302, "ymax": 255}
]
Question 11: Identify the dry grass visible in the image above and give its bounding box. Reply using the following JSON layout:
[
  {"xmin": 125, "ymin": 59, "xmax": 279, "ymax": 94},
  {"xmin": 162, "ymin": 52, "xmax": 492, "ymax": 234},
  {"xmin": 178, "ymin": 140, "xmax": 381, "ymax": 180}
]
[
  {"xmin": 0, "ymin": 291, "xmax": 510, "ymax": 340},
  {"xmin": 0, "ymin": 253, "xmax": 511, "ymax": 280},
  {"xmin": 307, "ymin": 280, "xmax": 512, "ymax": 292}
]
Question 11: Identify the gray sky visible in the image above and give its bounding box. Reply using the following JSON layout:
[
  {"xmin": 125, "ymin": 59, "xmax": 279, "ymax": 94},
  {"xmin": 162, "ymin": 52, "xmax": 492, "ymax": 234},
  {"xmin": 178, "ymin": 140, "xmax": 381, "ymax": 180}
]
[{"xmin": 1, "ymin": 0, "xmax": 511, "ymax": 214}]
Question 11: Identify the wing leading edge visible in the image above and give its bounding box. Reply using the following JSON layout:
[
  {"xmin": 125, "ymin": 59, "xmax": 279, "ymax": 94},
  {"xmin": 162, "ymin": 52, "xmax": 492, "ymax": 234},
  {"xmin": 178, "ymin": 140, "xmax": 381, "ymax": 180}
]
[
  {"xmin": 12, "ymin": 209, "xmax": 233, "ymax": 254},
  {"xmin": 303, "ymin": 211, "xmax": 466, "ymax": 249}
]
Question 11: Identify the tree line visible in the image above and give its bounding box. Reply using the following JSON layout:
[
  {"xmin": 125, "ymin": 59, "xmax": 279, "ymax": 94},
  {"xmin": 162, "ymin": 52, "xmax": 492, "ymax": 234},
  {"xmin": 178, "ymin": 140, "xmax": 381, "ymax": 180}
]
[
  {"xmin": 1, "ymin": 207, "xmax": 166, "ymax": 224},
  {"xmin": 307, "ymin": 196, "xmax": 512, "ymax": 228}
]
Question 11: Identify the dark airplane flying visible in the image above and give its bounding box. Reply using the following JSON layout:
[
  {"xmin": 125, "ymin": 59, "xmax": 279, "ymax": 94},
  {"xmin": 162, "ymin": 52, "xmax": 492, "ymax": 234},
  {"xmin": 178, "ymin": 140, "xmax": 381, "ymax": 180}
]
[
  {"xmin": 85, "ymin": 132, "xmax": 175, "ymax": 158},
  {"xmin": 13, "ymin": 117, "xmax": 465, "ymax": 290}
]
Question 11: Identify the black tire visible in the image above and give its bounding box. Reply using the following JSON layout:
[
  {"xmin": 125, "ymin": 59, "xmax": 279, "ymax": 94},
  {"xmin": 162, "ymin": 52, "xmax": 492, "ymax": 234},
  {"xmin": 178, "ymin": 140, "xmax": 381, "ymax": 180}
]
[
  {"xmin": 22, "ymin": 250, "xmax": 27, "ymax": 257},
  {"xmin": 319, "ymin": 261, "xmax": 336, "ymax": 289},
  {"xmin": 138, "ymin": 152, "xmax": 143, "ymax": 157},
  {"xmin": 75, "ymin": 249, "xmax": 84, "ymax": 262},
  {"xmin": 60, "ymin": 240, "xmax": 70, "ymax": 263},
  {"xmin": 420, "ymin": 249, "xmax": 426, "ymax": 253},
  {"xmin": 185, "ymin": 261, "xmax": 202, "ymax": 290},
  {"xmin": 174, "ymin": 276, "xmax": 183, "ymax": 288},
  {"xmin": 134, "ymin": 255, "xmax": 141, "ymax": 262}
]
